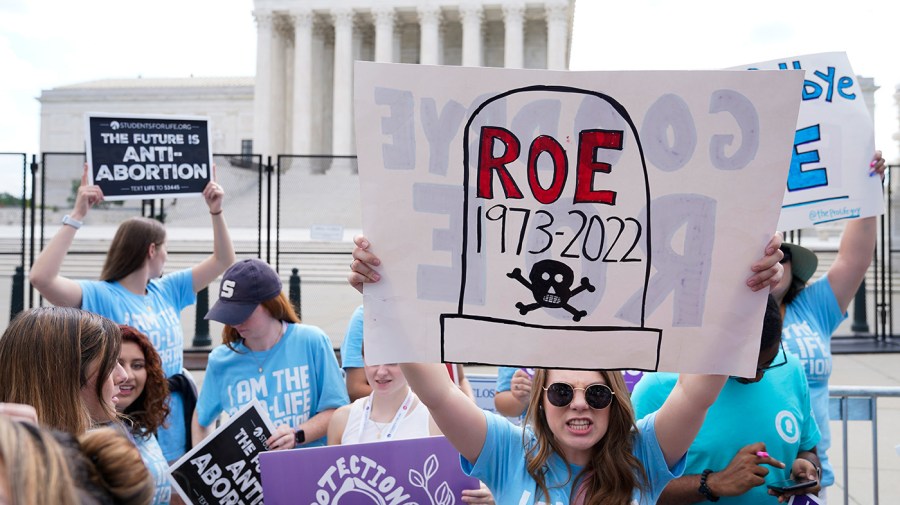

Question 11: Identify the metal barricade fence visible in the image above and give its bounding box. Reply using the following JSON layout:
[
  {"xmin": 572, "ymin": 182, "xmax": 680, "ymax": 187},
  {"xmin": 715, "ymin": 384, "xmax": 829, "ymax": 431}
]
[{"xmin": 828, "ymin": 385, "xmax": 900, "ymax": 505}]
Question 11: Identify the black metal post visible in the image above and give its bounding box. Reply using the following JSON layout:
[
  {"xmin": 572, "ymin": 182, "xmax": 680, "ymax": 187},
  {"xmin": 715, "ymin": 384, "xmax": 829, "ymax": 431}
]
[
  {"xmin": 289, "ymin": 268, "xmax": 301, "ymax": 319},
  {"xmin": 265, "ymin": 156, "xmax": 273, "ymax": 265},
  {"xmin": 10, "ymin": 266, "xmax": 24, "ymax": 321},
  {"xmin": 28, "ymin": 156, "xmax": 38, "ymax": 308},
  {"xmin": 850, "ymin": 280, "xmax": 869, "ymax": 333},
  {"xmin": 192, "ymin": 287, "xmax": 212, "ymax": 347}
]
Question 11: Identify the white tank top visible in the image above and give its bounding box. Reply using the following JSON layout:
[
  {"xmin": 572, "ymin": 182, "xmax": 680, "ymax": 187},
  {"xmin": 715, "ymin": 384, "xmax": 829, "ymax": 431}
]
[{"xmin": 341, "ymin": 393, "xmax": 432, "ymax": 444}]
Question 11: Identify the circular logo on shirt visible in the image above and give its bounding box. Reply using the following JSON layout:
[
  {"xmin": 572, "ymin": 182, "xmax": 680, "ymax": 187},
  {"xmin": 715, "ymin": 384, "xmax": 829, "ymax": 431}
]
[{"xmin": 775, "ymin": 410, "xmax": 800, "ymax": 444}]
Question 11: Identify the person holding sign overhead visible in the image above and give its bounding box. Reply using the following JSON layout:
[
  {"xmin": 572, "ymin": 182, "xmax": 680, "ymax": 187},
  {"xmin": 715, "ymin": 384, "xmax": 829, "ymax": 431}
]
[
  {"xmin": 193, "ymin": 259, "xmax": 348, "ymax": 450},
  {"xmin": 28, "ymin": 163, "xmax": 236, "ymax": 462},
  {"xmin": 348, "ymin": 234, "xmax": 785, "ymax": 505},
  {"xmin": 774, "ymin": 150, "xmax": 885, "ymax": 498}
]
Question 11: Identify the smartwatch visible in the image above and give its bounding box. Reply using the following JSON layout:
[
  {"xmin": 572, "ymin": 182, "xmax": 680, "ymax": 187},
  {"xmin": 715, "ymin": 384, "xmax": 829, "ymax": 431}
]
[
  {"xmin": 61, "ymin": 215, "xmax": 83, "ymax": 230},
  {"xmin": 294, "ymin": 428, "xmax": 305, "ymax": 445}
]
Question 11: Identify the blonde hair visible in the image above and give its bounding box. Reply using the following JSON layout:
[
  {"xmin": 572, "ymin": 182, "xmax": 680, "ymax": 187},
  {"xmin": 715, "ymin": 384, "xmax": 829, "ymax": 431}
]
[
  {"xmin": 0, "ymin": 417, "xmax": 80, "ymax": 505},
  {"xmin": 523, "ymin": 369, "xmax": 648, "ymax": 505},
  {"xmin": 0, "ymin": 307, "xmax": 122, "ymax": 434}
]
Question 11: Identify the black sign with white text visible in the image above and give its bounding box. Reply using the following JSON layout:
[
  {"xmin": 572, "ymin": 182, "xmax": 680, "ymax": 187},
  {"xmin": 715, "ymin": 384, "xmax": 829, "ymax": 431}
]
[
  {"xmin": 85, "ymin": 113, "xmax": 212, "ymax": 200},
  {"xmin": 168, "ymin": 401, "xmax": 273, "ymax": 505}
]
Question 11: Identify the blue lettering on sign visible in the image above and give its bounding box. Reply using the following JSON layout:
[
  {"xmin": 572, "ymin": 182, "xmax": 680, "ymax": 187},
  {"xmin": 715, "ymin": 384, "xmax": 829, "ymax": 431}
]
[
  {"xmin": 787, "ymin": 125, "xmax": 827, "ymax": 192},
  {"xmin": 777, "ymin": 61, "xmax": 856, "ymax": 102}
]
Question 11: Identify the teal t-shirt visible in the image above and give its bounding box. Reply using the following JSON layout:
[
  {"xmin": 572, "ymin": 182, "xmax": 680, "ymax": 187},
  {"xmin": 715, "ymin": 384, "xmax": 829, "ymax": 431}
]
[{"xmin": 632, "ymin": 355, "xmax": 820, "ymax": 505}]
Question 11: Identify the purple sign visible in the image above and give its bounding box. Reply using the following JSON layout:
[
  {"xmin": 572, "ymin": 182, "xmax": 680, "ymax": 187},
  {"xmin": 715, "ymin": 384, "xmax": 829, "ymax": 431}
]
[
  {"xmin": 622, "ymin": 370, "xmax": 644, "ymax": 393},
  {"xmin": 260, "ymin": 436, "xmax": 480, "ymax": 505},
  {"xmin": 788, "ymin": 495, "xmax": 822, "ymax": 505}
]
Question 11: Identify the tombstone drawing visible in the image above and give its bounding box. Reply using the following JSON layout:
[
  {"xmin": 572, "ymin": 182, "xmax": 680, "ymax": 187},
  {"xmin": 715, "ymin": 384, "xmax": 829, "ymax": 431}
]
[{"xmin": 440, "ymin": 85, "xmax": 663, "ymax": 371}]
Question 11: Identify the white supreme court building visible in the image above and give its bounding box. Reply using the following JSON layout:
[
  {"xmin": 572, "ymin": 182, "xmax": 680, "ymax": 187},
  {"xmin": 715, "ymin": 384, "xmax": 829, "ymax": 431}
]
[{"xmin": 38, "ymin": 0, "xmax": 577, "ymax": 158}]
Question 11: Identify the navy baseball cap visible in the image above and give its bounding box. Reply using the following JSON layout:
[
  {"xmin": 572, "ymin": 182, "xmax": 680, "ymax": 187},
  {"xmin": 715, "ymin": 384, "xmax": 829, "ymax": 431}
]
[{"xmin": 204, "ymin": 259, "xmax": 283, "ymax": 326}]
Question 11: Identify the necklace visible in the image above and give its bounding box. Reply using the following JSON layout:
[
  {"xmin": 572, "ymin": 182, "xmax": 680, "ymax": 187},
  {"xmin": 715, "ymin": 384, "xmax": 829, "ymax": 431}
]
[
  {"xmin": 359, "ymin": 390, "xmax": 414, "ymax": 441},
  {"xmin": 247, "ymin": 321, "xmax": 287, "ymax": 374}
]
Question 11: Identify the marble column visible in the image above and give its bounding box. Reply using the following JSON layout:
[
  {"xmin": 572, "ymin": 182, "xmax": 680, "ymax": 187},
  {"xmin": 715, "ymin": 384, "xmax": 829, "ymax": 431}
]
[
  {"xmin": 252, "ymin": 10, "xmax": 274, "ymax": 158},
  {"xmin": 459, "ymin": 3, "xmax": 483, "ymax": 67},
  {"xmin": 373, "ymin": 6, "xmax": 395, "ymax": 63},
  {"xmin": 332, "ymin": 8, "xmax": 354, "ymax": 155},
  {"xmin": 291, "ymin": 10, "xmax": 313, "ymax": 155},
  {"xmin": 418, "ymin": 5, "xmax": 442, "ymax": 65},
  {"xmin": 545, "ymin": 0, "xmax": 569, "ymax": 70},
  {"xmin": 502, "ymin": 1, "xmax": 525, "ymax": 69},
  {"xmin": 270, "ymin": 19, "xmax": 287, "ymax": 155}
]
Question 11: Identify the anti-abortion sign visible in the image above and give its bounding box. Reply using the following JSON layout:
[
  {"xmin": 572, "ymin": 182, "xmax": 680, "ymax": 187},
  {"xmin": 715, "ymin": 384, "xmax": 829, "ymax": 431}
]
[
  {"xmin": 85, "ymin": 112, "xmax": 212, "ymax": 200},
  {"xmin": 259, "ymin": 436, "xmax": 480, "ymax": 505},
  {"xmin": 735, "ymin": 52, "xmax": 882, "ymax": 231},
  {"xmin": 169, "ymin": 400, "xmax": 274, "ymax": 505},
  {"xmin": 355, "ymin": 62, "xmax": 803, "ymax": 377}
]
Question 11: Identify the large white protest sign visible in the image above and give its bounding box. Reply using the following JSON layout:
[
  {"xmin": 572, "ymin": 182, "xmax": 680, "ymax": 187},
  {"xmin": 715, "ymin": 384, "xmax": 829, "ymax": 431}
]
[
  {"xmin": 85, "ymin": 112, "xmax": 212, "ymax": 200},
  {"xmin": 735, "ymin": 52, "xmax": 882, "ymax": 231},
  {"xmin": 355, "ymin": 62, "xmax": 802, "ymax": 376}
]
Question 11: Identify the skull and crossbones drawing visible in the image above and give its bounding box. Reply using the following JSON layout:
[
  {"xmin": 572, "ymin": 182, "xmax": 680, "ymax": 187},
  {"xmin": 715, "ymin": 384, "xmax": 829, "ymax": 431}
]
[{"xmin": 507, "ymin": 260, "xmax": 595, "ymax": 322}]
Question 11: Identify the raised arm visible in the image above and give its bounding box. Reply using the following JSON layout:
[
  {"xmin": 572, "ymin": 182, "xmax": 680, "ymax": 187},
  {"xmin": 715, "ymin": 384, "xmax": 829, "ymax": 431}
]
[
  {"xmin": 827, "ymin": 151, "xmax": 884, "ymax": 311},
  {"xmin": 400, "ymin": 362, "xmax": 487, "ymax": 463},
  {"xmin": 191, "ymin": 177, "xmax": 236, "ymax": 292},
  {"xmin": 28, "ymin": 164, "xmax": 101, "ymax": 307}
]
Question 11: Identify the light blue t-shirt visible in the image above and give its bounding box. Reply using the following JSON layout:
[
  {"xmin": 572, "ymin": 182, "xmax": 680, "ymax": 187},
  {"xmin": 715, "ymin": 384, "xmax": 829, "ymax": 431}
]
[
  {"xmin": 781, "ymin": 275, "xmax": 844, "ymax": 487},
  {"xmin": 495, "ymin": 367, "xmax": 517, "ymax": 393},
  {"xmin": 79, "ymin": 269, "xmax": 195, "ymax": 461},
  {"xmin": 632, "ymin": 355, "xmax": 820, "ymax": 505},
  {"xmin": 197, "ymin": 323, "xmax": 350, "ymax": 447},
  {"xmin": 340, "ymin": 305, "xmax": 364, "ymax": 369},
  {"xmin": 134, "ymin": 432, "xmax": 171, "ymax": 505},
  {"xmin": 462, "ymin": 410, "xmax": 682, "ymax": 504}
]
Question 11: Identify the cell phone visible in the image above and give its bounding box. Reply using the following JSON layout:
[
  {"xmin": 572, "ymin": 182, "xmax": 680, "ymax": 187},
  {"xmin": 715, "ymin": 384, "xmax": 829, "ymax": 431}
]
[{"xmin": 767, "ymin": 478, "xmax": 817, "ymax": 493}]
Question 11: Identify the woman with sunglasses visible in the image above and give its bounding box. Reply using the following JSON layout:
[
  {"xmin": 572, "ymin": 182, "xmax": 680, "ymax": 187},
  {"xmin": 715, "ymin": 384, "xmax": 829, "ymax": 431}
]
[
  {"xmin": 348, "ymin": 234, "xmax": 784, "ymax": 504},
  {"xmin": 773, "ymin": 151, "xmax": 885, "ymax": 498}
]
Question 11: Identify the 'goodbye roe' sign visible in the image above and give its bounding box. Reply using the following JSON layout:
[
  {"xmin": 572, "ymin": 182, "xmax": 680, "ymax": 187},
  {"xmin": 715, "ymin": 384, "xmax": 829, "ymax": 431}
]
[
  {"xmin": 737, "ymin": 52, "xmax": 882, "ymax": 231},
  {"xmin": 355, "ymin": 63, "xmax": 802, "ymax": 376},
  {"xmin": 85, "ymin": 112, "xmax": 212, "ymax": 200}
]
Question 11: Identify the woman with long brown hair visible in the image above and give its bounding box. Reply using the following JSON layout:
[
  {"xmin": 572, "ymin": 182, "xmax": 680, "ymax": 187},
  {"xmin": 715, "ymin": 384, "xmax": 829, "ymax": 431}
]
[
  {"xmin": 348, "ymin": 234, "xmax": 784, "ymax": 505},
  {"xmin": 117, "ymin": 325, "xmax": 173, "ymax": 505},
  {"xmin": 29, "ymin": 164, "xmax": 235, "ymax": 462},
  {"xmin": 0, "ymin": 307, "xmax": 126, "ymax": 435}
]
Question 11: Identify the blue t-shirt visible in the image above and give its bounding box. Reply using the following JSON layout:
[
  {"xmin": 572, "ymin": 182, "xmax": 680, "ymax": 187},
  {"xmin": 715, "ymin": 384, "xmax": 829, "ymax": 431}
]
[
  {"xmin": 79, "ymin": 269, "xmax": 195, "ymax": 461},
  {"xmin": 781, "ymin": 276, "xmax": 844, "ymax": 486},
  {"xmin": 462, "ymin": 410, "xmax": 682, "ymax": 504},
  {"xmin": 632, "ymin": 355, "xmax": 820, "ymax": 505},
  {"xmin": 340, "ymin": 305, "xmax": 364, "ymax": 369},
  {"xmin": 495, "ymin": 367, "xmax": 517, "ymax": 393},
  {"xmin": 134, "ymin": 432, "xmax": 171, "ymax": 505},
  {"xmin": 197, "ymin": 323, "xmax": 350, "ymax": 447}
]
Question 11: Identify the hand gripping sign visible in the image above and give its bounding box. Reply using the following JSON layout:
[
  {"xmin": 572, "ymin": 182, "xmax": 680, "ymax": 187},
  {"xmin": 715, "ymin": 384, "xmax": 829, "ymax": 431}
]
[{"xmin": 440, "ymin": 86, "xmax": 662, "ymax": 370}]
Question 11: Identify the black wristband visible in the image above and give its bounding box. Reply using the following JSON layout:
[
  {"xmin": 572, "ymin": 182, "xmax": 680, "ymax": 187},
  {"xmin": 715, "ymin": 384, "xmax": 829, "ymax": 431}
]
[{"xmin": 698, "ymin": 469, "xmax": 720, "ymax": 502}]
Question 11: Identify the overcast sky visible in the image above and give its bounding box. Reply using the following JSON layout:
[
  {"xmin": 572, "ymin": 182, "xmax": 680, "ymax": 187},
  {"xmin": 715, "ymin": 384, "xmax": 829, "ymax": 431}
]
[{"xmin": 1, "ymin": 0, "xmax": 897, "ymax": 191}]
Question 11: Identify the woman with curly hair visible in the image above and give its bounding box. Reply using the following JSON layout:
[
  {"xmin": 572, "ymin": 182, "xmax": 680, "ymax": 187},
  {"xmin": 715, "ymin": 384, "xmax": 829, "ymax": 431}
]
[{"xmin": 117, "ymin": 325, "xmax": 172, "ymax": 505}]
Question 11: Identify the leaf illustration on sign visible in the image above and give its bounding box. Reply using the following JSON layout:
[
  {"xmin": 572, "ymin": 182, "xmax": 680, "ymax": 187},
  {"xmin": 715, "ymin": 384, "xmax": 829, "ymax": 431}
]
[{"xmin": 408, "ymin": 453, "xmax": 455, "ymax": 505}]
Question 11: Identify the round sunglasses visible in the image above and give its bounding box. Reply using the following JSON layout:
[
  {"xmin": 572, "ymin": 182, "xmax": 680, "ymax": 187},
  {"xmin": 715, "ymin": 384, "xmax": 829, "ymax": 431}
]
[{"xmin": 542, "ymin": 382, "xmax": 615, "ymax": 410}]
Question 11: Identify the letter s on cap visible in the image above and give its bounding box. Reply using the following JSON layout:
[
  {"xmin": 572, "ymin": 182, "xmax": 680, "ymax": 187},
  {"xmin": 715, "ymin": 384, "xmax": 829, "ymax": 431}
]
[{"xmin": 221, "ymin": 280, "xmax": 236, "ymax": 298}]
